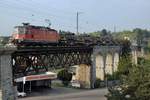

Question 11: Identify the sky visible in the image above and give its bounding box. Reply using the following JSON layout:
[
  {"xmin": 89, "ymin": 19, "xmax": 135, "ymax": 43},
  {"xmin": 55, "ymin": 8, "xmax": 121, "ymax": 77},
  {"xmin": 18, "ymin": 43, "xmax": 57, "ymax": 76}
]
[{"xmin": 0, "ymin": 0, "xmax": 150, "ymax": 36}]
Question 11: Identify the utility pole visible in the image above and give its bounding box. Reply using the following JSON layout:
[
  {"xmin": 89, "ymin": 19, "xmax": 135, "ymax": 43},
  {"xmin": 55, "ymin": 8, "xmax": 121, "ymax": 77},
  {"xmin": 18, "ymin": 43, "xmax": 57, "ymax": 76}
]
[
  {"xmin": 76, "ymin": 12, "xmax": 79, "ymax": 35},
  {"xmin": 76, "ymin": 12, "xmax": 83, "ymax": 35}
]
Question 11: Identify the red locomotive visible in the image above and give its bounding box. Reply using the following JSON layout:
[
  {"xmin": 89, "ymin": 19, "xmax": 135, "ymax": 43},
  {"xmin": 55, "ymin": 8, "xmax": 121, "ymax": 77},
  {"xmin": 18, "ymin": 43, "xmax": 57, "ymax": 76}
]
[{"xmin": 12, "ymin": 23, "xmax": 60, "ymax": 45}]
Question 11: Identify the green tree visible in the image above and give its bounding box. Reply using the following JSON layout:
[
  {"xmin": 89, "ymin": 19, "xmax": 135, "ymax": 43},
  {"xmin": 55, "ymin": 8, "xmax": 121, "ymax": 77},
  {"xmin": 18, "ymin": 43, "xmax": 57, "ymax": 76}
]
[
  {"xmin": 117, "ymin": 39, "xmax": 132, "ymax": 78},
  {"xmin": 113, "ymin": 30, "xmax": 135, "ymax": 40},
  {"xmin": 120, "ymin": 40, "xmax": 131, "ymax": 57},
  {"xmin": 57, "ymin": 69, "xmax": 72, "ymax": 86},
  {"xmin": 89, "ymin": 31, "xmax": 102, "ymax": 37},
  {"xmin": 106, "ymin": 59, "xmax": 150, "ymax": 100},
  {"xmin": 106, "ymin": 36, "xmax": 150, "ymax": 99},
  {"xmin": 0, "ymin": 36, "xmax": 10, "ymax": 46},
  {"xmin": 117, "ymin": 56, "xmax": 132, "ymax": 77}
]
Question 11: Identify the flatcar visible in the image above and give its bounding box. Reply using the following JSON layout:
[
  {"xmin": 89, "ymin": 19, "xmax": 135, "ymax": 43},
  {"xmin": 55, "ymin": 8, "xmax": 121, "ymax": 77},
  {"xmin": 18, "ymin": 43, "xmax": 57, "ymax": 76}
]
[{"xmin": 12, "ymin": 23, "xmax": 60, "ymax": 45}]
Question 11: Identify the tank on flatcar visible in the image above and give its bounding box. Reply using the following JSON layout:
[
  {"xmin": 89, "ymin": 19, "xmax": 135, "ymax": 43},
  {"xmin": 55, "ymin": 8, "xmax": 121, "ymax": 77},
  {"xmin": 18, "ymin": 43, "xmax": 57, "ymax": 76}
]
[{"xmin": 12, "ymin": 23, "xmax": 60, "ymax": 45}]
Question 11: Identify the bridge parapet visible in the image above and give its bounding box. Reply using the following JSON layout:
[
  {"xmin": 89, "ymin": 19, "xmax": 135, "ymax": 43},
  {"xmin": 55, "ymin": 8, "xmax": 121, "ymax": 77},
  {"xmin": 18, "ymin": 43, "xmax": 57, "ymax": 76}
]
[{"xmin": 93, "ymin": 46, "xmax": 120, "ymax": 54}]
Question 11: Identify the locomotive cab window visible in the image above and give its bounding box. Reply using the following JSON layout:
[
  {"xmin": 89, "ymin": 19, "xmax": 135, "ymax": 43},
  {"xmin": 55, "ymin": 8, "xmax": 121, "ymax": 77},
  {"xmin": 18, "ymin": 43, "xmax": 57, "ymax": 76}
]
[{"xmin": 14, "ymin": 27, "xmax": 26, "ymax": 34}]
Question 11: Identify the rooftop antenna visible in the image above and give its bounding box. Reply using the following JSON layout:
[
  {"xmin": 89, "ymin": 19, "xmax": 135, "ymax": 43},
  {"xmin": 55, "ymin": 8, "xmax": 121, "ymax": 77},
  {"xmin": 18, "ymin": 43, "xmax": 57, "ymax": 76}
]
[{"xmin": 45, "ymin": 19, "xmax": 51, "ymax": 28}]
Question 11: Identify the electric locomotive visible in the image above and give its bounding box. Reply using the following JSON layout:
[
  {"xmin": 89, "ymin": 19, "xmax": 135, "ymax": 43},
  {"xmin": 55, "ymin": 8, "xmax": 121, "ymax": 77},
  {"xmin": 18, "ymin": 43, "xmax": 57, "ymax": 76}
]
[{"xmin": 12, "ymin": 23, "xmax": 60, "ymax": 45}]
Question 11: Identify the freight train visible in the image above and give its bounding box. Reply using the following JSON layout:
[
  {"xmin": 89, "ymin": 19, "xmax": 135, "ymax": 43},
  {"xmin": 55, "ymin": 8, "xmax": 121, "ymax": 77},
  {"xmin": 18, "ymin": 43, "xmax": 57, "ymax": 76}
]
[
  {"xmin": 11, "ymin": 23, "xmax": 92, "ymax": 46},
  {"xmin": 11, "ymin": 23, "xmax": 116, "ymax": 46}
]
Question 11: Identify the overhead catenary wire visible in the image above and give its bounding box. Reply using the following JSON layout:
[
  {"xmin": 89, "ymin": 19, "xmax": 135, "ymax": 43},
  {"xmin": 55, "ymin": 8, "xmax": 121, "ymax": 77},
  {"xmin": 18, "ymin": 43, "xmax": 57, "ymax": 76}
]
[
  {"xmin": 16, "ymin": 0, "xmax": 75, "ymax": 15},
  {"xmin": 0, "ymin": 0, "xmax": 100, "ymax": 33},
  {"xmin": 0, "ymin": 0, "xmax": 75, "ymax": 21},
  {"xmin": 0, "ymin": 1, "xmax": 76, "ymax": 30}
]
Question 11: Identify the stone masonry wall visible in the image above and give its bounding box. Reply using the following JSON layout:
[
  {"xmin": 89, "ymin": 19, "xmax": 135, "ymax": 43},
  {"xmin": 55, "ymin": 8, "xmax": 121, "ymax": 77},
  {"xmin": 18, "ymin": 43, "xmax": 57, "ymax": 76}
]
[
  {"xmin": 0, "ymin": 54, "xmax": 16, "ymax": 100},
  {"xmin": 0, "ymin": 47, "xmax": 17, "ymax": 100}
]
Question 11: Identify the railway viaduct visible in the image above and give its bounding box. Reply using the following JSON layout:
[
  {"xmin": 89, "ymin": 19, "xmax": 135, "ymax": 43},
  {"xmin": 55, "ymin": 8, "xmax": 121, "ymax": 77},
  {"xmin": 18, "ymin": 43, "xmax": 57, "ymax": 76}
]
[{"xmin": 0, "ymin": 45, "xmax": 138, "ymax": 100}]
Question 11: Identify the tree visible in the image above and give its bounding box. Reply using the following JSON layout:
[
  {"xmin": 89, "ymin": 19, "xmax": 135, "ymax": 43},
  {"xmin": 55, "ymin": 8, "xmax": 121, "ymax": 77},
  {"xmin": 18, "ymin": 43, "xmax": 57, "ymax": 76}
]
[
  {"xmin": 113, "ymin": 30, "xmax": 135, "ymax": 40},
  {"xmin": 133, "ymin": 28, "xmax": 144, "ymax": 46},
  {"xmin": 106, "ymin": 35, "xmax": 150, "ymax": 99},
  {"xmin": 106, "ymin": 59, "xmax": 150, "ymax": 100},
  {"xmin": 89, "ymin": 31, "xmax": 102, "ymax": 37},
  {"xmin": 101, "ymin": 29, "xmax": 108, "ymax": 36},
  {"xmin": 117, "ymin": 39, "xmax": 132, "ymax": 77},
  {"xmin": 57, "ymin": 69, "xmax": 73, "ymax": 86},
  {"xmin": 117, "ymin": 56, "xmax": 132, "ymax": 77},
  {"xmin": 0, "ymin": 36, "xmax": 10, "ymax": 46},
  {"xmin": 119, "ymin": 40, "xmax": 131, "ymax": 57}
]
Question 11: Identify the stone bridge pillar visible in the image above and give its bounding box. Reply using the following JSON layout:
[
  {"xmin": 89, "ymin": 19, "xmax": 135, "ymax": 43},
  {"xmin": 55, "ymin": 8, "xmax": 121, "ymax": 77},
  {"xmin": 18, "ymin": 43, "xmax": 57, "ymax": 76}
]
[
  {"xmin": 90, "ymin": 53, "xmax": 96, "ymax": 88},
  {"xmin": 92, "ymin": 46, "xmax": 120, "ymax": 83},
  {"xmin": 131, "ymin": 46, "xmax": 138, "ymax": 65},
  {"xmin": 0, "ymin": 47, "xmax": 17, "ymax": 100}
]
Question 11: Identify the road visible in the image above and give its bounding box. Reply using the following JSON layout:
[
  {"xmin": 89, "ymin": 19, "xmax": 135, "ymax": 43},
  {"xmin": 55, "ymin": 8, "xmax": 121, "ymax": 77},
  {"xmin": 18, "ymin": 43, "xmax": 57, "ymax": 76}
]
[{"xmin": 19, "ymin": 88, "xmax": 107, "ymax": 100}]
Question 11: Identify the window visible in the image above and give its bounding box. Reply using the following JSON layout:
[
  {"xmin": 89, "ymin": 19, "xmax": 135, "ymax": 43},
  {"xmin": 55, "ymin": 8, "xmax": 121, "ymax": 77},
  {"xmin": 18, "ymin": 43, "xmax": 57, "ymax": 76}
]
[{"xmin": 14, "ymin": 27, "xmax": 26, "ymax": 34}]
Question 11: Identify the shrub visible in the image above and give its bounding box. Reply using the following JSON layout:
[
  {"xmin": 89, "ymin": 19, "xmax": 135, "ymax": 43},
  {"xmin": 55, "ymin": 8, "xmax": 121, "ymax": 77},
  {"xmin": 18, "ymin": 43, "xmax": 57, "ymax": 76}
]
[
  {"xmin": 106, "ymin": 74, "xmax": 114, "ymax": 81},
  {"xmin": 106, "ymin": 72, "xmax": 120, "ymax": 81},
  {"xmin": 94, "ymin": 78, "xmax": 101, "ymax": 88},
  {"xmin": 106, "ymin": 63, "xmax": 150, "ymax": 100},
  {"xmin": 57, "ymin": 69, "xmax": 72, "ymax": 86}
]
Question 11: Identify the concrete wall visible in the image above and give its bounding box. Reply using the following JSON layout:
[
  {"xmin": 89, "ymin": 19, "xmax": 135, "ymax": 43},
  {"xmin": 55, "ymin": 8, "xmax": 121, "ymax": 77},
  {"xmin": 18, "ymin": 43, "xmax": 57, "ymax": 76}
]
[
  {"xmin": 74, "ymin": 64, "xmax": 91, "ymax": 88},
  {"xmin": 0, "ymin": 47, "xmax": 17, "ymax": 100}
]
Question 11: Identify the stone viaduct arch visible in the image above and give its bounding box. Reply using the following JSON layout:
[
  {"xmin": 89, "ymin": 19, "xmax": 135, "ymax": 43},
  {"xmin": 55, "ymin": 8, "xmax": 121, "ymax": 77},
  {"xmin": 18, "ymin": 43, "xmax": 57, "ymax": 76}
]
[{"xmin": 92, "ymin": 46, "xmax": 120, "ymax": 81}]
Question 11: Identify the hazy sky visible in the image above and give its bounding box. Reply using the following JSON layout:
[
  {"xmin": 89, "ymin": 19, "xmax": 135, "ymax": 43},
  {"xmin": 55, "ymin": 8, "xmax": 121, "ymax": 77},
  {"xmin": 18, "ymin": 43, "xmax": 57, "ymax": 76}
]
[{"xmin": 0, "ymin": 0, "xmax": 150, "ymax": 36}]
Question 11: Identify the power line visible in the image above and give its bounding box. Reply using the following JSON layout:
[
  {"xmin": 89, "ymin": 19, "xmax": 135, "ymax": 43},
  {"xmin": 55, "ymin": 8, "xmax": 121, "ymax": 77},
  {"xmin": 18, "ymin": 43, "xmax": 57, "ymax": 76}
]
[
  {"xmin": 0, "ymin": 0, "xmax": 87, "ymax": 32},
  {"xmin": 2, "ymin": 0, "xmax": 74, "ymax": 21},
  {"xmin": 19, "ymin": 0, "xmax": 74, "ymax": 15},
  {"xmin": 0, "ymin": 1, "xmax": 75, "ymax": 29}
]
